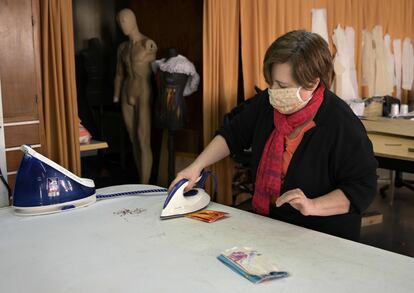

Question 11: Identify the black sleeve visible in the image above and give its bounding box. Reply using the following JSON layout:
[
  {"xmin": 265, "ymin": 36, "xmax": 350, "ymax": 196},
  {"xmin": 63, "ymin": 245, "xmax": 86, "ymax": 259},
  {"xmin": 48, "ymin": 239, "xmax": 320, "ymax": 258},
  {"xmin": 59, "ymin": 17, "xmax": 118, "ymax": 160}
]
[
  {"xmin": 333, "ymin": 118, "xmax": 378, "ymax": 214},
  {"xmin": 215, "ymin": 92, "xmax": 265, "ymax": 158}
]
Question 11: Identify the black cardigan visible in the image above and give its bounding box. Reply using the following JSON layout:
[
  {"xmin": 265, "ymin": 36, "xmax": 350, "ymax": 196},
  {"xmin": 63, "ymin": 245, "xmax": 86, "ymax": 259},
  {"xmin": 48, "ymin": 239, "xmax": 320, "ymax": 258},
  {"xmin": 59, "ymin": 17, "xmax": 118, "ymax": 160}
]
[{"xmin": 216, "ymin": 89, "xmax": 378, "ymax": 241}]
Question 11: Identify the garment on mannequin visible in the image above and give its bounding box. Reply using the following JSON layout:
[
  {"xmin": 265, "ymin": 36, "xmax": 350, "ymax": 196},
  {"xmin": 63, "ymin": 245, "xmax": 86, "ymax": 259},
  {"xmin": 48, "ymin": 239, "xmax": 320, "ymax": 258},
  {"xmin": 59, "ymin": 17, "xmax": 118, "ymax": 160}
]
[
  {"xmin": 152, "ymin": 50, "xmax": 199, "ymax": 130},
  {"xmin": 113, "ymin": 8, "xmax": 157, "ymax": 184},
  {"xmin": 81, "ymin": 38, "xmax": 105, "ymax": 107},
  {"xmin": 77, "ymin": 38, "xmax": 104, "ymax": 139}
]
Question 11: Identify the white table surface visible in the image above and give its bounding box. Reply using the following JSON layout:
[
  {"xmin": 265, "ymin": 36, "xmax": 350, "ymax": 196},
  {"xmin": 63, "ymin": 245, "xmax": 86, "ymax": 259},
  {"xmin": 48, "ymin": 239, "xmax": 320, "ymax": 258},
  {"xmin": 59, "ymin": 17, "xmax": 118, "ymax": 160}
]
[{"xmin": 1, "ymin": 184, "xmax": 413, "ymax": 293}]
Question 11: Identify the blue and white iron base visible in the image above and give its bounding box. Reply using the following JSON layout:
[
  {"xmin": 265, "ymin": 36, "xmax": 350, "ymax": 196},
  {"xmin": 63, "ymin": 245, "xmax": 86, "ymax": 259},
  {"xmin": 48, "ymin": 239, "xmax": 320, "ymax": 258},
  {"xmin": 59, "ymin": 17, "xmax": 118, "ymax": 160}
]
[{"xmin": 13, "ymin": 145, "xmax": 96, "ymax": 216}]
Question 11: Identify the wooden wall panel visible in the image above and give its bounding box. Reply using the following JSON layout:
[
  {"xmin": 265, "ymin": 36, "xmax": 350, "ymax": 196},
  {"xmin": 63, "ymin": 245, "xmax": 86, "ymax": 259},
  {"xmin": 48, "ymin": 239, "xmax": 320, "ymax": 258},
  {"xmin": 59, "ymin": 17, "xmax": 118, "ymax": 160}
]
[
  {"xmin": 6, "ymin": 150, "xmax": 23, "ymax": 173},
  {"xmin": 4, "ymin": 123, "xmax": 40, "ymax": 148},
  {"xmin": 0, "ymin": 0, "xmax": 38, "ymax": 123}
]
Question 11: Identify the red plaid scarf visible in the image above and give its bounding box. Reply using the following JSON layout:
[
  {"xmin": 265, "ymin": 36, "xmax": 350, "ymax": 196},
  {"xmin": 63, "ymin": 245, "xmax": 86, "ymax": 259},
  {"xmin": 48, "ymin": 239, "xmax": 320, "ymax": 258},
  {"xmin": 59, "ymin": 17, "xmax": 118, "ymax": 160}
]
[{"xmin": 252, "ymin": 84, "xmax": 325, "ymax": 215}]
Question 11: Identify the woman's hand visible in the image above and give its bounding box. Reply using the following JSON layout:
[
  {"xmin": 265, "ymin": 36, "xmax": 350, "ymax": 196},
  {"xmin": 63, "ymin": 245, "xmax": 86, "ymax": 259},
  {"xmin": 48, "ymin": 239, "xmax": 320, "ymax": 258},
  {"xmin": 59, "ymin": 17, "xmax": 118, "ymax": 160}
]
[
  {"xmin": 167, "ymin": 135, "xmax": 231, "ymax": 193},
  {"xmin": 168, "ymin": 164, "xmax": 203, "ymax": 193},
  {"xmin": 275, "ymin": 188, "xmax": 316, "ymax": 216}
]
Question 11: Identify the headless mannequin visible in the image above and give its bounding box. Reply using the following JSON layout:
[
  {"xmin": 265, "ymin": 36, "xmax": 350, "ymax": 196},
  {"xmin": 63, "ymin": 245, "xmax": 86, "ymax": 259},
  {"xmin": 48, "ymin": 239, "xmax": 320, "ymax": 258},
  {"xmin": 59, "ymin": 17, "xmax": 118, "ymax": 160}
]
[
  {"xmin": 155, "ymin": 48, "xmax": 189, "ymax": 183},
  {"xmin": 155, "ymin": 48, "xmax": 189, "ymax": 130},
  {"xmin": 77, "ymin": 38, "xmax": 105, "ymax": 139},
  {"xmin": 81, "ymin": 38, "xmax": 104, "ymax": 107},
  {"xmin": 77, "ymin": 38, "xmax": 104, "ymax": 139},
  {"xmin": 114, "ymin": 9, "xmax": 157, "ymax": 184}
]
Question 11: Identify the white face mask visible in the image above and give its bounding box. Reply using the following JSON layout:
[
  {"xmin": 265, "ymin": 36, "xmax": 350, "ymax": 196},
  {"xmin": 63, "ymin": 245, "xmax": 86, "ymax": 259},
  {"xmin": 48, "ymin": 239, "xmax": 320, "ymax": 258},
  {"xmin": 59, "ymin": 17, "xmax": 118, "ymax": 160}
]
[{"xmin": 268, "ymin": 87, "xmax": 311, "ymax": 114}]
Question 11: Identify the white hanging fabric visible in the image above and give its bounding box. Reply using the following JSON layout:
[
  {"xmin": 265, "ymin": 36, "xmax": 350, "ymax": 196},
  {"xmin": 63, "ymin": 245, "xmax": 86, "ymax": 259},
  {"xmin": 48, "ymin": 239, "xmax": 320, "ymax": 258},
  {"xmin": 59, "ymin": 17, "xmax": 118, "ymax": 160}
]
[
  {"xmin": 402, "ymin": 38, "xmax": 414, "ymax": 91},
  {"xmin": 345, "ymin": 27, "xmax": 359, "ymax": 99},
  {"xmin": 383, "ymin": 34, "xmax": 395, "ymax": 87},
  {"xmin": 372, "ymin": 25, "xmax": 394, "ymax": 96},
  {"xmin": 332, "ymin": 25, "xmax": 358, "ymax": 100},
  {"xmin": 393, "ymin": 39, "xmax": 402, "ymax": 99},
  {"xmin": 311, "ymin": 8, "xmax": 329, "ymax": 46},
  {"xmin": 362, "ymin": 30, "xmax": 375, "ymax": 97}
]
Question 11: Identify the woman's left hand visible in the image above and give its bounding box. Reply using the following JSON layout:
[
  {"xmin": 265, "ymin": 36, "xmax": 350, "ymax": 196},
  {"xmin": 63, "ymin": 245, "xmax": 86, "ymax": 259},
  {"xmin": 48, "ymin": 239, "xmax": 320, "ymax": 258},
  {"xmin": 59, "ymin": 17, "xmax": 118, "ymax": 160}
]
[{"xmin": 276, "ymin": 188, "xmax": 316, "ymax": 216}]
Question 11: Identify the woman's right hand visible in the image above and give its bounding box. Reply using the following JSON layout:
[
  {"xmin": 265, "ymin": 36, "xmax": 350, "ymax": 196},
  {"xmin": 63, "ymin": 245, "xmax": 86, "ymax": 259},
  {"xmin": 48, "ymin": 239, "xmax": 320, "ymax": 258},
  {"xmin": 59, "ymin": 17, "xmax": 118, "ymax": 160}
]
[
  {"xmin": 167, "ymin": 135, "xmax": 230, "ymax": 193},
  {"xmin": 168, "ymin": 164, "xmax": 203, "ymax": 193}
]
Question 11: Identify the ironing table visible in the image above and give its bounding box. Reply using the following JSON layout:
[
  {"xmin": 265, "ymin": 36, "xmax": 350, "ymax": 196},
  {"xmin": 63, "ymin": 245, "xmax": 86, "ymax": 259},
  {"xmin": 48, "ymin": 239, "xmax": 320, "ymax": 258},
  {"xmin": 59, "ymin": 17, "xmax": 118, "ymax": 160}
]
[{"xmin": 0, "ymin": 184, "xmax": 413, "ymax": 292}]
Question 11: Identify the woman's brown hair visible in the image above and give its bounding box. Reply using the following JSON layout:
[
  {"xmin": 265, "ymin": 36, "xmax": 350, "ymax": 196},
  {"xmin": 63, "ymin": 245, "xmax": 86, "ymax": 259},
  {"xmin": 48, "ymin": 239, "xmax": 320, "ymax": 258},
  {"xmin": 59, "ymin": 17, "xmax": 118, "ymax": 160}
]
[{"xmin": 263, "ymin": 30, "xmax": 334, "ymax": 89}]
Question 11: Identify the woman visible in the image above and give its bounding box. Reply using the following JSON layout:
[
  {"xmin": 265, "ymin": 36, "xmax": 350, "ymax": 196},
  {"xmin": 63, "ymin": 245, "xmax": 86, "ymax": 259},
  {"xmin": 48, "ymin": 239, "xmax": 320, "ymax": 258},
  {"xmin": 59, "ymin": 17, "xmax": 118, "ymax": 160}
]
[{"xmin": 169, "ymin": 30, "xmax": 377, "ymax": 241}]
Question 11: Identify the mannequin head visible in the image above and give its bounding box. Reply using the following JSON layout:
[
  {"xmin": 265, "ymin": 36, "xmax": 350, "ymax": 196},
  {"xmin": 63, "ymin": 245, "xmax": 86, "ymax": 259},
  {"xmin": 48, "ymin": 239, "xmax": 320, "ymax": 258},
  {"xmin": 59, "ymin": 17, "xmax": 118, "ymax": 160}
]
[
  {"xmin": 117, "ymin": 9, "xmax": 139, "ymax": 36},
  {"xmin": 165, "ymin": 48, "xmax": 178, "ymax": 61}
]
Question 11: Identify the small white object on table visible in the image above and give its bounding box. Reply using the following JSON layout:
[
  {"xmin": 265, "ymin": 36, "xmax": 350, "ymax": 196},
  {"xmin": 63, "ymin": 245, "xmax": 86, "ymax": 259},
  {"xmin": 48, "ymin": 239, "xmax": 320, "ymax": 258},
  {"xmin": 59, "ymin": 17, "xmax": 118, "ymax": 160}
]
[{"xmin": 0, "ymin": 185, "xmax": 413, "ymax": 292}]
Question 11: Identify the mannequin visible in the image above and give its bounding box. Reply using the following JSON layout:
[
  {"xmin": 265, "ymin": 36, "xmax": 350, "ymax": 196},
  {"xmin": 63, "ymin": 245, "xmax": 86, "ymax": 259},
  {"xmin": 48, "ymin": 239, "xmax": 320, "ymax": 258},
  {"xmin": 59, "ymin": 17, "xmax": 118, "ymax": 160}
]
[
  {"xmin": 152, "ymin": 48, "xmax": 200, "ymax": 184},
  {"xmin": 81, "ymin": 38, "xmax": 104, "ymax": 107},
  {"xmin": 154, "ymin": 48, "xmax": 189, "ymax": 130},
  {"xmin": 77, "ymin": 38, "xmax": 104, "ymax": 139},
  {"xmin": 114, "ymin": 8, "xmax": 157, "ymax": 184}
]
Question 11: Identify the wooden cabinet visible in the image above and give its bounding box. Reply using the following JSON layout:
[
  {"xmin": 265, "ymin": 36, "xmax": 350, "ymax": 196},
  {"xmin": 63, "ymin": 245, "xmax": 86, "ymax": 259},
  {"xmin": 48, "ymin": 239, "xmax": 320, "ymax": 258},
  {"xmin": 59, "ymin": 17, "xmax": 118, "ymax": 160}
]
[
  {"xmin": 0, "ymin": 0, "xmax": 45, "ymax": 205},
  {"xmin": 0, "ymin": 0, "xmax": 41, "ymax": 123}
]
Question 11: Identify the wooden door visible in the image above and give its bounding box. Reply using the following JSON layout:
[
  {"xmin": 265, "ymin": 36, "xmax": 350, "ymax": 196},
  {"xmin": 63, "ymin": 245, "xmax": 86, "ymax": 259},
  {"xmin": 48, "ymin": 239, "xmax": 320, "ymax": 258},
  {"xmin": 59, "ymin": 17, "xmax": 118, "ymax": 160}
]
[{"xmin": 0, "ymin": 0, "xmax": 45, "ymax": 205}]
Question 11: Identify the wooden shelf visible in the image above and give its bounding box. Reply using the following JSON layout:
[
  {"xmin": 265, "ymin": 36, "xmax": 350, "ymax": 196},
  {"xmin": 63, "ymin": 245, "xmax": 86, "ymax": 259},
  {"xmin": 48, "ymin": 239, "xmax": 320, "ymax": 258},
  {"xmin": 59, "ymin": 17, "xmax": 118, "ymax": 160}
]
[{"xmin": 80, "ymin": 140, "xmax": 108, "ymax": 152}]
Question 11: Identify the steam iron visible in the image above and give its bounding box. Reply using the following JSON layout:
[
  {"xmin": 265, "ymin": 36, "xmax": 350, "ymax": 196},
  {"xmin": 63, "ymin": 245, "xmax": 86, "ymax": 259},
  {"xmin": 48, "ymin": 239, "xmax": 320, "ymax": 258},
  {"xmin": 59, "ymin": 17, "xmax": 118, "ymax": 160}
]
[
  {"xmin": 160, "ymin": 171, "xmax": 215, "ymax": 219},
  {"xmin": 12, "ymin": 145, "xmax": 96, "ymax": 216}
]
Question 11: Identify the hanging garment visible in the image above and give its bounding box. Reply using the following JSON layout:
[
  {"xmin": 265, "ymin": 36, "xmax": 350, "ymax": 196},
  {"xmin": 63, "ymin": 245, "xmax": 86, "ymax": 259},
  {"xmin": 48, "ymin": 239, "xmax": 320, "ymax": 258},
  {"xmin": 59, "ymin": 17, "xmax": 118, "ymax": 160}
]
[
  {"xmin": 402, "ymin": 38, "xmax": 414, "ymax": 91},
  {"xmin": 393, "ymin": 39, "xmax": 402, "ymax": 99},
  {"xmin": 152, "ymin": 54, "xmax": 200, "ymax": 96},
  {"xmin": 383, "ymin": 34, "xmax": 395, "ymax": 87},
  {"xmin": 362, "ymin": 30, "xmax": 375, "ymax": 97},
  {"xmin": 311, "ymin": 8, "xmax": 329, "ymax": 46},
  {"xmin": 372, "ymin": 26, "xmax": 394, "ymax": 96},
  {"xmin": 346, "ymin": 27, "xmax": 359, "ymax": 99},
  {"xmin": 152, "ymin": 54, "xmax": 200, "ymax": 130},
  {"xmin": 332, "ymin": 25, "xmax": 358, "ymax": 100}
]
